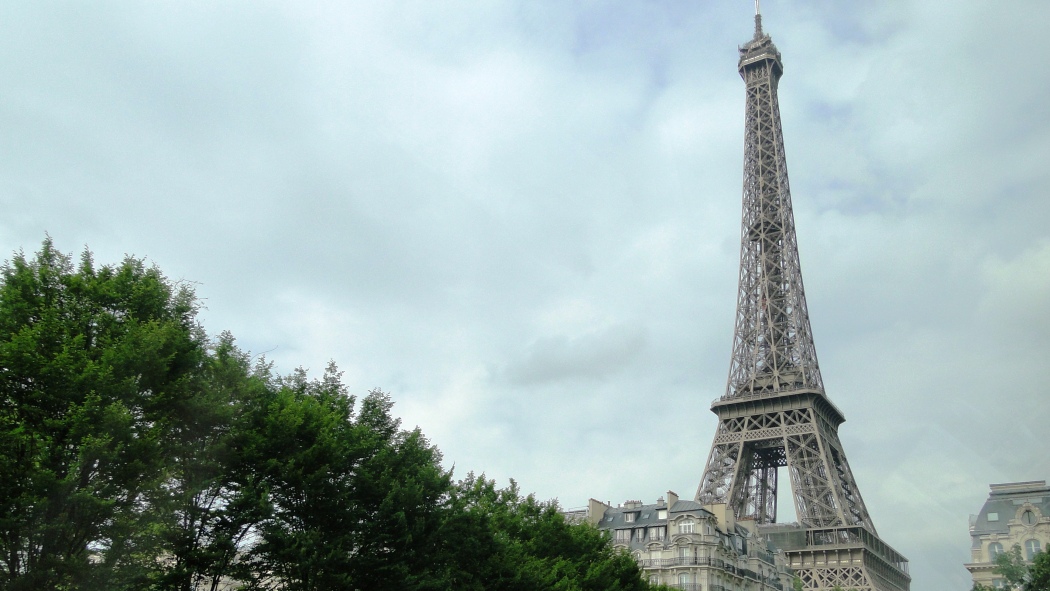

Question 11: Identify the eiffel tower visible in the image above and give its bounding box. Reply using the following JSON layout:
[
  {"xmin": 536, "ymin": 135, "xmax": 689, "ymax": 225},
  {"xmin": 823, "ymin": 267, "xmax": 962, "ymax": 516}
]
[{"xmin": 694, "ymin": 7, "xmax": 910, "ymax": 591}]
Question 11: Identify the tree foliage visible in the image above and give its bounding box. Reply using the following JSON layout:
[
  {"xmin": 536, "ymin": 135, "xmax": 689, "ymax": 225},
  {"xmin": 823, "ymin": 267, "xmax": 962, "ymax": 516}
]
[
  {"xmin": 0, "ymin": 240, "xmax": 656, "ymax": 591},
  {"xmin": 997, "ymin": 545, "xmax": 1030, "ymax": 590},
  {"xmin": 441, "ymin": 474, "xmax": 652, "ymax": 591},
  {"xmin": 1028, "ymin": 548, "xmax": 1050, "ymax": 591},
  {"xmin": 971, "ymin": 546, "xmax": 1050, "ymax": 591},
  {"xmin": 0, "ymin": 239, "xmax": 205, "ymax": 589}
]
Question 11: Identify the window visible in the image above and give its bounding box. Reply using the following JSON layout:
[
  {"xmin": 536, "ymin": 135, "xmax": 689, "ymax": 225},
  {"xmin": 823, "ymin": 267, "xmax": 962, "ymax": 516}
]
[
  {"xmin": 1025, "ymin": 539, "xmax": 1041, "ymax": 561},
  {"xmin": 649, "ymin": 526, "xmax": 666, "ymax": 541},
  {"xmin": 625, "ymin": 512, "xmax": 636, "ymax": 523},
  {"xmin": 649, "ymin": 575, "xmax": 660, "ymax": 585},
  {"xmin": 679, "ymin": 573, "xmax": 693, "ymax": 585},
  {"xmin": 1022, "ymin": 510, "xmax": 1037, "ymax": 526},
  {"xmin": 657, "ymin": 509, "xmax": 667, "ymax": 519},
  {"xmin": 987, "ymin": 512, "xmax": 999, "ymax": 522},
  {"xmin": 679, "ymin": 519, "xmax": 695, "ymax": 534},
  {"xmin": 989, "ymin": 542, "xmax": 1004, "ymax": 560},
  {"xmin": 615, "ymin": 529, "xmax": 631, "ymax": 543},
  {"xmin": 635, "ymin": 529, "xmax": 645, "ymax": 542}
]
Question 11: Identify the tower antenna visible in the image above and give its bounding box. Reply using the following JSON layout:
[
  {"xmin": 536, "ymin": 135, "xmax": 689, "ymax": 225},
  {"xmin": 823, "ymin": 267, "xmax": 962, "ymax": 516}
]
[{"xmin": 754, "ymin": 0, "xmax": 763, "ymax": 37}]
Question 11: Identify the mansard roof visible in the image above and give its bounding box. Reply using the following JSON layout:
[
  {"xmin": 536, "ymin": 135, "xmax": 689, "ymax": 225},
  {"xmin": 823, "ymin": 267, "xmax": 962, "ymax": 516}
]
[
  {"xmin": 971, "ymin": 481, "xmax": 1050, "ymax": 539},
  {"xmin": 670, "ymin": 499, "xmax": 705, "ymax": 513},
  {"xmin": 598, "ymin": 500, "xmax": 713, "ymax": 531}
]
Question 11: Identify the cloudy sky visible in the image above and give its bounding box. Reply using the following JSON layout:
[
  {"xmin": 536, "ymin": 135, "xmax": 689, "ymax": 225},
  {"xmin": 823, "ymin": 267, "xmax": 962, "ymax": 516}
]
[{"xmin": 2, "ymin": 1, "xmax": 1049, "ymax": 589}]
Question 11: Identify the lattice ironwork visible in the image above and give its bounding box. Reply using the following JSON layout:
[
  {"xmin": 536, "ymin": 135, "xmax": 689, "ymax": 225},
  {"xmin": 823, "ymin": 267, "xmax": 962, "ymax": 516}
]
[
  {"xmin": 696, "ymin": 402, "xmax": 873, "ymax": 532},
  {"xmin": 693, "ymin": 10, "xmax": 909, "ymax": 591},
  {"xmin": 723, "ymin": 11, "xmax": 822, "ymax": 402}
]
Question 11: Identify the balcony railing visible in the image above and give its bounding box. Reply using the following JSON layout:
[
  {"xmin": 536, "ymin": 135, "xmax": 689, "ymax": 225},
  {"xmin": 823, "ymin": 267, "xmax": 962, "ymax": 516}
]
[{"xmin": 639, "ymin": 557, "xmax": 728, "ymax": 568}]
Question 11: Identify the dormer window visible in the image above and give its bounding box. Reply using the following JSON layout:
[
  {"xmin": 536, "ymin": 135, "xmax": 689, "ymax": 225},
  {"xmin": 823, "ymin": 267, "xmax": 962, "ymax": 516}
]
[
  {"xmin": 657, "ymin": 509, "xmax": 667, "ymax": 519},
  {"xmin": 625, "ymin": 512, "xmax": 636, "ymax": 523}
]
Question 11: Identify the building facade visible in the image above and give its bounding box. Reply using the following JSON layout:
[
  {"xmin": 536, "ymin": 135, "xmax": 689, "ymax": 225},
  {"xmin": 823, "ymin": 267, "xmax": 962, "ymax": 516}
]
[
  {"xmin": 966, "ymin": 481, "xmax": 1050, "ymax": 589},
  {"xmin": 569, "ymin": 491, "xmax": 794, "ymax": 591}
]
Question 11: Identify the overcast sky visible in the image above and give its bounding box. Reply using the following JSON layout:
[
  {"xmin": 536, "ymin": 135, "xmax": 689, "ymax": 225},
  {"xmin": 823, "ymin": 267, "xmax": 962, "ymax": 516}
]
[{"xmin": 3, "ymin": 2, "xmax": 1049, "ymax": 590}]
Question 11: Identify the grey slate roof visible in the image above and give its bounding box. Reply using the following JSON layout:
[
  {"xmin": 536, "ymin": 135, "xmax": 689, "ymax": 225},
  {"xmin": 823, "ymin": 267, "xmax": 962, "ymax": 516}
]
[
  {"xmin": 599, "ymin": 503, "xmax": 663, "ymax": 531},
  {"xmin": 971, "ymin": 481, "xmax": 1050, "ymax": 540},
  {"xmin": 597, "ymin": 500, "xmax": 717, "ymax": 551},
  {"xmin": 670, "ymin": 499, "xmax": 706, "ymax": 513},
  {"xmin": 599, "ymin": 501, "xmax": 713, "ymax": 529}
]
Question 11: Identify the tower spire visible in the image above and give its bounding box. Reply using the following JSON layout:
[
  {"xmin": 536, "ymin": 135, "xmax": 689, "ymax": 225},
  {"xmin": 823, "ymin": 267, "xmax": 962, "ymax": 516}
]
[
  {"xmin": 754, "ymin": 0, "xmax": 763, "ymax": 38},
  {"xmin": 694, "ymin": 13, "xmax": 911, "ymax": 591}
]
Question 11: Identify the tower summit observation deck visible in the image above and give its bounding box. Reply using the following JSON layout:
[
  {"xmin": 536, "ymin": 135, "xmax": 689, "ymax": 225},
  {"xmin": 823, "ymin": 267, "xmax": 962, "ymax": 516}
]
[{"xmin": 694, "ymin": 7, "xmax": 910, "ymax": 591}]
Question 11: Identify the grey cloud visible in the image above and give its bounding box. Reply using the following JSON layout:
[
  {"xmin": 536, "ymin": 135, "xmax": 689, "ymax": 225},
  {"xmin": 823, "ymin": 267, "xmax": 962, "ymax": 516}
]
[{"xmin": 504, "ymin": 324, "xmax": 648, "ymax": 386}]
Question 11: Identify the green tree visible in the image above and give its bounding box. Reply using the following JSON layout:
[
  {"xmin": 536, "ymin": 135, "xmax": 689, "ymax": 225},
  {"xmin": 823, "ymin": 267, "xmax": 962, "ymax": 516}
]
[
  {"xmin": 995, "ymin": 544, "xmax": 1030, "ymax": 590},
  {"xmin": 149, "ymin": 333, "xmax": 275, "ymax": 591},
  {"xmin": 1028, "ymin": 549, "xmax": 1050, "ymax": 591},
  {"xmin": 972, "ymin": 547, "xmax": 1050, "ymax": 591},
  {"xmin": 235, "ymin": 373, "xmax": 456, "ymax": 591},
  {"xmin": 0, "ymin": 240, "xmax": 206, "ymax": 589},
  {"xmin": 446, "ymin": 474, "xmax": 652, "ymax": 591},
  {"xmin": 0, "ymin": 240, "xmax": 666, "ymax": 591}
]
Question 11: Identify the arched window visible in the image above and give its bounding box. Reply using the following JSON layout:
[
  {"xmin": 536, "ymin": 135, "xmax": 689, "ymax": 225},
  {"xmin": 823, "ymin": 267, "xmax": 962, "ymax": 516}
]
[
  {"xmin": 679, "ymin": 519, "xmax": 695, "ymax": 534},
  {"xmin": 989, "ymin": 542, "xmax": 1004, "ymax": 560},
  {"xmin": 1025, "ymin": 539, "xmax": 1041, "ymax": 561}
]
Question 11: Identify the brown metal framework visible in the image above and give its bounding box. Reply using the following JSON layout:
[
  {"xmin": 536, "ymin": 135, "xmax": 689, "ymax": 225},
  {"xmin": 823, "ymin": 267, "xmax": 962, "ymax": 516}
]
[{"xmin": 694, "ymin": 12, "xmax": 910, "ymax": 591}]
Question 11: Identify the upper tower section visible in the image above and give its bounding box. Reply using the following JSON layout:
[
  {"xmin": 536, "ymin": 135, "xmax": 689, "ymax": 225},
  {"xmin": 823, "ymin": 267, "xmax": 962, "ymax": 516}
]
[
  {"xmin": 739, "ymin": 12, "xmax": 783, "ymax": 84},
  {"xmin": 721, "ymin": 10, "xmax": 824, "ymax": 402}
]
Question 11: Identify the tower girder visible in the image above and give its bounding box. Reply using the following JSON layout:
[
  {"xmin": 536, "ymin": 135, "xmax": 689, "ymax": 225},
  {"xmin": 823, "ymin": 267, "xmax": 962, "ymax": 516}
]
[{"xmin": 694, "ymin": 11, "xmax": 910, "ymax": 591}]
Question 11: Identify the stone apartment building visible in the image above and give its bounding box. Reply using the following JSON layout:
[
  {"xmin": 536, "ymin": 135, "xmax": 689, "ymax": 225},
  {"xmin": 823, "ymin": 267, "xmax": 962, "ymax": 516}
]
[
  {"xmin": 566, "ymin": 491, "xmax": 793, "ymax": 591},
  {"xmin": 965, "ymin": 481, "xmax": 1050, "ymax": 589}
]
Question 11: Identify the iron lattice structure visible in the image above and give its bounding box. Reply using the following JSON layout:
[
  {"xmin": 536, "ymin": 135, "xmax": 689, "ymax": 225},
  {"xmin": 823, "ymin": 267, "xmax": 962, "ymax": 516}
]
[{"xmin": 694, "ymin": 13, "xmax": 910, "ymax": 591}]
